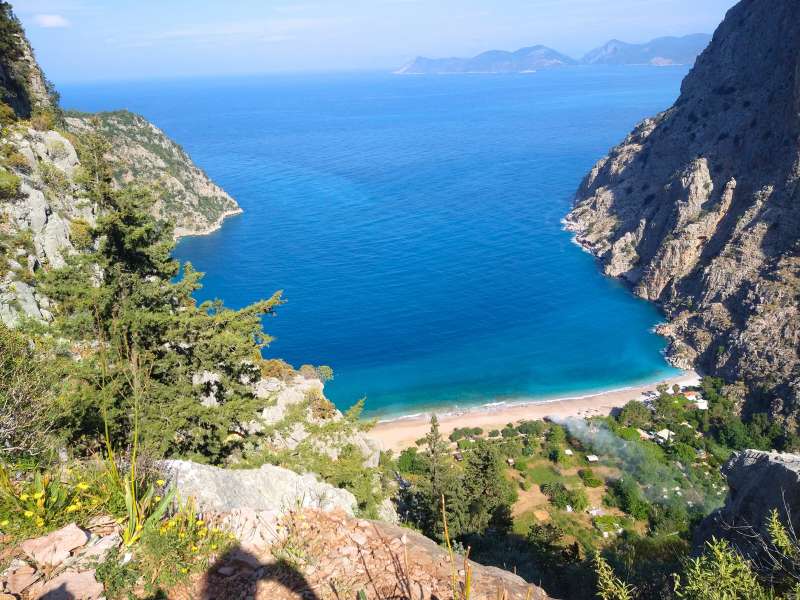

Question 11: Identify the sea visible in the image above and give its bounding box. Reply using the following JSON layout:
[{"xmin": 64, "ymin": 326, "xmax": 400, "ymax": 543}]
[{"xmin": 59, "ymin": 66, "xmax": 688, "ymax": 419}]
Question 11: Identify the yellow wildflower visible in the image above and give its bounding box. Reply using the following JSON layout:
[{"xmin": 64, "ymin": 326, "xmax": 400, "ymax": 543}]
[
  {"xmin": 191, "ymin": 545, "xmax": 199, "ymax": 553},
  {"xmin": 36, "ymin": 518, "xmax": 44, "ymax": 527},
  {"xmin": 76, "ymin": 482, "xmax": 89, "ymax": 491},
  {"xmin": 66, "ymin": 504, "xmax": 80, "ymax": 513},
  {"xmin": 195, "ymin": 519, "xmax": 204, "ymax": 526},
  {"xmin": 210, "ymin": 544, "xmax": 218, "ymax": 550},
  {"xmin": 1, "ymin": 519, "xmax": 9, "ymax": 527},
  {"xmin": 154, "ymin": 495, "xmax": 162, "ymax": 502},
  {"xmin": 156, "ymin": 479, "xmax": 165, "ymax": 486},
  {"xmin": 33, "ymin": 491, "xmax": 45, "ymax": 500},
  {"xmin": 180, "ymin": 567, "xmax": 188, "ymax": 574},
  {"xmin": 19, "ymin": 494, "xmax": 29, "ymax": 501},
  {"xmin": 198, "ymin": 529, "xmax": 207, "ymax": 538},
  {"xmin": 24, "ymin": 510, "xmax": 34, "ymax": 518}
]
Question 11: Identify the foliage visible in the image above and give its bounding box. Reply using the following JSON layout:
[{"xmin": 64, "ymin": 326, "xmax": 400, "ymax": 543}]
[
  {"xmin": 259, "ymin": 358, "xmax": 296, "ymax": 381},
  {"xmin": 594, "ymin": 553, "xmax": 635, "ymax": 600},
  {"xmin": 578, "ymin": 468, "xmax": 603, "ymax": 488},
  {"xmin": 541, "ymin": 482, "xmax": 588, "ymax": 512},
  {"xmin": 69, "ymin": 218, "xmax": 94, "ymax": 250},
  {"xmin": 397, "ymin": 447, "xmax": 428, "ymax": 475},
  {"xmin": 0, "ymin": 168, "xmax": 20, "ymax": 199},
  {"xmin": 38, "ymin": 160, "xmax": 71, "ymax": 198},
  {"xmin": 0, "ymin": 325, "xmax": 62, "ymax": 458},
  {"xmin": 38, "ymin": 178, "xmax": 283, "ymax": 462},
  {"xmin": 604, "ymin": 478, "xmax": 651, "ymax": 521},
  {"xmin": 674, "ymin": 538, "xmax": 771, "ymax": 600}
]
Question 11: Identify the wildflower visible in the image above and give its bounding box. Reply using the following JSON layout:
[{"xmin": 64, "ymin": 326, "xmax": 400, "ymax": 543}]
[
  {"xmin": 156, "ymin": 479, "xmax": 165, "ymax": 486},
  {"xmin": 0, "ymin": 519, "xmax": 9, "ymax": 527},
  {"xmin": 36, "ymin": 518, "xmax": 44, "ymax": 527},
  {"xmin": 19, "ymin": 494, "xmax": 29, "ymax": 501},
  {"xmin": 210, "ymin": 544, "xmax": 218, "ymax": 550},
  {"xmin": 24, "ymin": 510, "xmax": 34, "ymax": 518},
  {"xmin": 179, "ymin": 532, "xmax": 187, "ymax": 539},
  {"xmin": 180, "ymin": 567, "xmax": 188, "ymax": 574},
  {"xmin": 66, "ymin": 504, "xmax": 80, "ymax": 513},
  {"xmin": 76, "ymin": 482, "xmax": 89, "ymax": 491},
  {"xmin": 195, "ymin": 519, "xmax": 204, "ymax": 526},
  {"xmin": 33, "ymin": 491, "xmax": 45, "ymax": 500},
  {"xmin": 191, "ymin": 545, "xmax": 199, "ymax": 553},
  {"xmin": 198, "ymin": 529, "xmax": 207, "ymax": 538},
  {"xmin": 154, "ymin": 495, "xmax": 162, "ymax": 502}
]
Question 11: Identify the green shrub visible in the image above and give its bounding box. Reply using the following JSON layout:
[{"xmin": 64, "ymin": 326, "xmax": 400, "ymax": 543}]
[
  {"xmin": 0, "ymin": 101, "xmax": 16, "ymax": 128},
  {"xmin": 0, "ymin": 169, "xmax": 20, "ymax": 199},
  {"xmin": 578, "ymin": 468, "xmax": 603, "ymax": 488},
  {"xmin": 260, "ymin": 358, "xmax": 296, "ymax": 381},
  {"xmin": 69, "ymin": 218, "xmax": 94, "ymax": 250},
  {"xmin": 38, "ymin": 160, "xmax": 71, "ymax": 198}
]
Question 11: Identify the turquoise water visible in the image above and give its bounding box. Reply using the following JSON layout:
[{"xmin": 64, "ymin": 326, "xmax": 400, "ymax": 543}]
[{"xmin": 59, "ymin": 68, "xmax": 684, "ymax": 418}]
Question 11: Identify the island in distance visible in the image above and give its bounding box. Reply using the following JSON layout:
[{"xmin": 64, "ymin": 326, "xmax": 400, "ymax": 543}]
[{"xmin": 395, "ymin": 33, "xmax": 712, "ymax": 74}]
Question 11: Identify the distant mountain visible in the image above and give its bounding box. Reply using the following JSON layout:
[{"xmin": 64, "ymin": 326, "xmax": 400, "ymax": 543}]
[
  {"xmin": 396, "ymin": 34, "xmax": 711, "ymax": 74},
  {"xmin": 395, "ymin": 45, "xmax": 577, "ymax": 74},
  {"xmin": 581, "ymin": 34, "xmax": 711, "ymax": 66}
]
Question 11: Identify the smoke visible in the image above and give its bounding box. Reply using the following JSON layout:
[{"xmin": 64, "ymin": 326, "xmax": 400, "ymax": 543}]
[{"xmin": 554, "ymin": 417, "xmax": 722, "ymax": 510}]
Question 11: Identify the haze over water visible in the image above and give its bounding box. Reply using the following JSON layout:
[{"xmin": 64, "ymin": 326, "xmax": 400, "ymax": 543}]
[{"xmin": 60, "ymin": 67, "xmax": 686, "ymax": 417}]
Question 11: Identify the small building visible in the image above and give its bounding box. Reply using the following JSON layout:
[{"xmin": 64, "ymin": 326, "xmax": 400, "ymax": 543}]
[
  {"xmin": 564, "ymin": 448, "xmax": 574, "ymax": 456},
  {"xmin": 586, "ymin": 454, "xmax": 599, "ymax": 463},
  {"xmin": 695, "ymin": 398, "xmax": 709, "ymax": 410},
  {"xmin": 683, "ymin": 390, "xmax": 700, "ymax": 401}
]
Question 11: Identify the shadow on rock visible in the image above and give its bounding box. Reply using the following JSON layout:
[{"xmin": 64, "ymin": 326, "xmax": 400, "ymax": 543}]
[{"xmin": 197, "ymin": 545, "xmax": 320, "ymax": 600}]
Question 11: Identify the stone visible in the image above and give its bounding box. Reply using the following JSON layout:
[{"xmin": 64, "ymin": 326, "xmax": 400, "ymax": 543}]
[
  {"xmin": 160, "ymin": 459, "xmax": 357, "ymax": 515},
  {"xmin": 6, "ymin": 564, "xmax": 38, "ymax": 594},
  {"xmin": 29, "ymin": 569, "xmax": 104, "ymax": 600},
  {"xmin": 73, "ymin": 533, "xmax": 121, "ymax": 567},
  {"xmin": 20, "ymin": 523, "xmax": 90, "ymax": 568}
]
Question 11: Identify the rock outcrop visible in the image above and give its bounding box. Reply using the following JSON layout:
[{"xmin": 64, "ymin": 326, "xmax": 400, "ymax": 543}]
[
  {"xmin": 250, "ymin": 374, "xmax": 382, "ymax": 468},
  {"xmin": 694, "ymin": 450, "xmax": 800, "ymax": 561},
  {"xmin": 161, "ymin": 459, "xmax": 358, "ymax": 515},
  {"xmin": 0, "ymin": 6, "xmax": 53, "ymax": 117},
  {"xmin": 65, "ymin": 111, "xmax": 241, "ymax": 238},
  {"xmin": 168, "ymin": 508, "xmax": 555, "ymax": 600},
  {"xmin": 565, "ymin": 0, "xmax": 800, "ymax": 422}
]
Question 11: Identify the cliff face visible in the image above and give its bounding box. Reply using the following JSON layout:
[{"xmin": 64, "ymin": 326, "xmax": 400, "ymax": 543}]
[
  {"xmin": 565, "ymin": 0, "xmax": 800, "ymax": 422},
  {"xmin": 66, "ymin": 111, "xmax": 240, "ymax": 238},
  {"xmin": 694, "ymin": 450, "xmax": 800, "ymax": 560},
  {"xmin": 0, "ymin": 6, "xmax": 53, "ymax": 117}
]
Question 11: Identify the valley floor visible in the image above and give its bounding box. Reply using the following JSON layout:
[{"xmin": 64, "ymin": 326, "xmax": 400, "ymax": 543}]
[{"xmin": 369, "ymin": 370, "xmax": 700, "ymax": 452}]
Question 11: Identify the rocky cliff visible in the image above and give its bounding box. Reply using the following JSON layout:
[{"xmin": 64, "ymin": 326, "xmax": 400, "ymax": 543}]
[
  {"xmin": 694, "ymin": 450, "xmax": 800, "ymax": 561},
  {"xmin": 581, "ymin": 34, "xmax": 711, "ymax": 67},
  {"xmin": 66, "ymin": 111, "xmax": 241, "ymax": 238},
  {"xmin": 0, "ymin": 4, "xmax": 53, "ymax": 117},
  {"xmin": 565, "ymin": 0, "xmax": 800, "ymax": 423}
]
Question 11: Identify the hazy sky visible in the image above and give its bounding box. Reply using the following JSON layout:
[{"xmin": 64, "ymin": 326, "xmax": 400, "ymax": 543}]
[{"xmin": 13, "ymin": 0, "xmax": 737, "ymax": 83}]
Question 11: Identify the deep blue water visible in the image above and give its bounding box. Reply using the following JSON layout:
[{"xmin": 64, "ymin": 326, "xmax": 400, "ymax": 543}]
[{"xmin": 59, "ymin": 68, "xmax": 686, "ymax": 417}]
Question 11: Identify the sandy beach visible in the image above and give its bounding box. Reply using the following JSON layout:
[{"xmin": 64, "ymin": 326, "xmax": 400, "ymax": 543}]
[{"xmin": 368, "ymin": 370, "xmax": 701, "ymax": 452}]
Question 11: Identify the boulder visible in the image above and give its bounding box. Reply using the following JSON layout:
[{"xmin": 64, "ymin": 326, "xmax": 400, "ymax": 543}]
[
  {"xmin": 160, "ymin": 459, "xmax": 357, "ymax": 515},
  {"xmin": 694, "ymin": 450, "xmax": 800, "ymax": 559},
  {"xmin": 29, "ymin": 569, "xmax": 103, "ymax": 600},
  {"xmin": 20, "ymin": 523, "xmax": 90, "ymax": 568}
]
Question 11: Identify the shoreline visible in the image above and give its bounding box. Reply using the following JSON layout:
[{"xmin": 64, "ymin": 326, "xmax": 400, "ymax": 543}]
[{"xmin": 367, "ymin": 370, "xmax": 700, "ymax": 452}]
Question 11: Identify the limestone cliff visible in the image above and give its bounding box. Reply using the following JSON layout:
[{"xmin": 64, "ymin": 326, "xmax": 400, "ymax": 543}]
[
  {"xmin": 66, "ymin": 111, "xmax": 241, "ymax": 238},
  {"xmin": 565, "ymin": 0, "xmax": 800, "ymax": 423},
  {"xmin": 694, "ymin": 450, "xmax": 800, "ymax": 562}
]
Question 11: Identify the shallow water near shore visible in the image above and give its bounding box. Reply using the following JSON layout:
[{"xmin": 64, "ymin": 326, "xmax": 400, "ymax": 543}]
[{"xmin": 60, "ymin": 68, "xmax": 686, "ymax": 417}]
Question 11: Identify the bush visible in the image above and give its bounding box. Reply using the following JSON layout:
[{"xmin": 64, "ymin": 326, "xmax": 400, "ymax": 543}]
[
  {"xmin": 0, "ymin": 326, "xmax": 61, "ymax": 459},
  {"xmin": 578, "ymin": 468, "xmax": 603, "ymax": 488},
  {"xmin": 397, "ymin": 447, "xmax": 427, "ymax": 474},
  {"xmin": 38, "ymin": 161, "xmax": 71, "ymax": 198},
  {"xmin": 69, "ymin": 218, "xmax": 94, "ymax": 250},
  {"xmin": 30, "ymin": 109, "xmax": 57, "ymax": 131},
  {"xmin": 605, "ymin": 478, "xmax": 651, "ymax": 521},
  {"xmin": 260, "ymin": 358, "xmax": 295, "ymax": 381},
  {"xmin": 0, "ymin": 101, "xmax": 15, "ymax": 127},
  {"xmin": 0, "ymin": 169, "xmax": 20, "ymax": 199}
]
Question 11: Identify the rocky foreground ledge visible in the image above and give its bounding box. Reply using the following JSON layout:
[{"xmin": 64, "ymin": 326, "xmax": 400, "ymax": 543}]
[{"xmin": 1, "ymin": 459, "xmax": 553, "ymax": 600}]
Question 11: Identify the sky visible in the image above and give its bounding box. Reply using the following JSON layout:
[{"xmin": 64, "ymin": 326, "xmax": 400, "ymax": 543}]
[{"xmin": 12, "ymin": 0, "xmax": 737, "ymax": 83}]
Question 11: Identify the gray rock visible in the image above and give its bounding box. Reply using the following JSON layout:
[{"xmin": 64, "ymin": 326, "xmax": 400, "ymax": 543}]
[
  {"xmin": 565, "ymin": 0, "xmax": 800, "ymax": 422},
  {"xmin": 694, "ymin": 450, "xmax": 800, "ymax": 561},
  {"xmin": 160, "ymin": 459, "xmax": 357, "ymax": 515}
]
